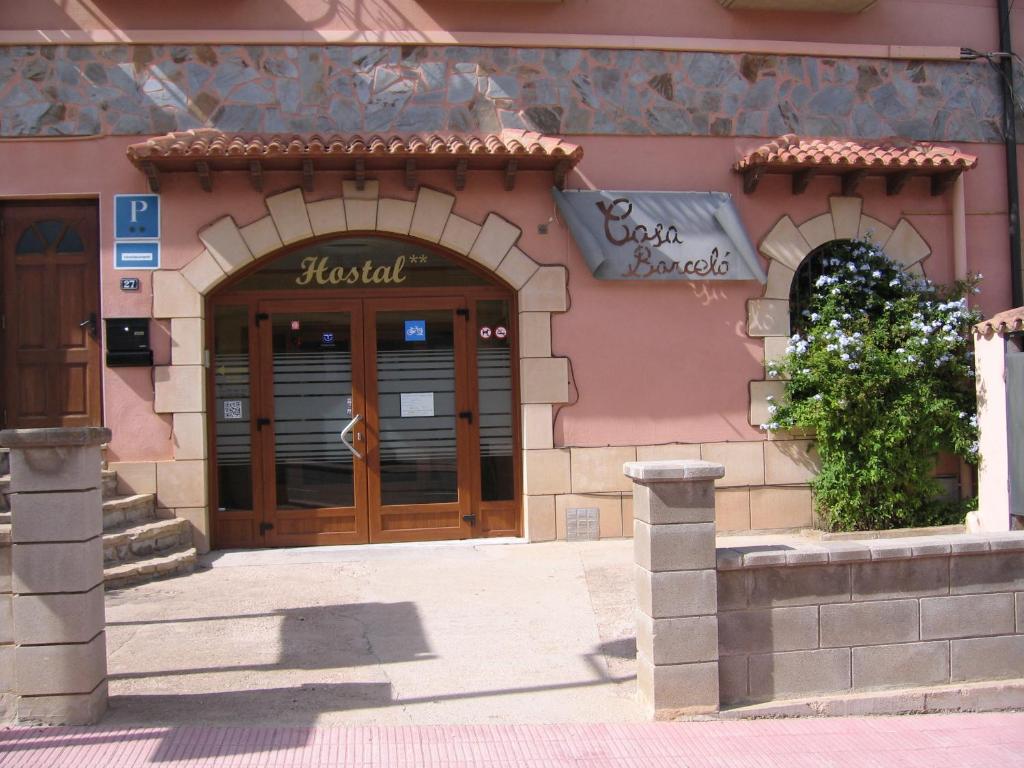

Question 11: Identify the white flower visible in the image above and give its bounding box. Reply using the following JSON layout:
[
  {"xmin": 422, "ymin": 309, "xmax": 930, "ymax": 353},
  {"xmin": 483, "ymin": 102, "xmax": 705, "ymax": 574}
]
[{"xmin": 848, "ymin": 363, "xmax": 860, "ymax": 370}]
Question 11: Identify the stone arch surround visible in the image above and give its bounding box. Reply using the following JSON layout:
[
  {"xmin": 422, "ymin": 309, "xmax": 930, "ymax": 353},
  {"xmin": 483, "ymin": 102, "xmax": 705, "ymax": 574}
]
[
  {"xmin": 745, "ymin": 195, "xmax": 933, "ymax": 429},
  {"xmin": 147, "ymin": 182, "xmax": 570, "ymax": 549}
]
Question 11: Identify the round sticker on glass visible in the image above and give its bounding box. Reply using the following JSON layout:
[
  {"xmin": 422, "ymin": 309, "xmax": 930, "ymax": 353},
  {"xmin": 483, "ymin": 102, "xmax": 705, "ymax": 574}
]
[
  {"xmin": 479, "ymin": 326, "xmax": 492, "ymax": 339},
  {"xmin": 494, "ymin": 326, "xmax": 507, "ymax": 339}
]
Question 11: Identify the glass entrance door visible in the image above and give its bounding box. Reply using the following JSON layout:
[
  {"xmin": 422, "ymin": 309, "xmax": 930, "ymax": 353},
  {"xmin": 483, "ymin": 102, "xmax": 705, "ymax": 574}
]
[
  {"xmin": 210, "ymin": 289, "xmax": 519, "ymax": 549},
  {"xmin": 257, "ymin": 299, "xmax": 368, "ymax": 546},
  {"xmin": 364, "ymin": 298, "xmax": 473, "ymax": 543}
]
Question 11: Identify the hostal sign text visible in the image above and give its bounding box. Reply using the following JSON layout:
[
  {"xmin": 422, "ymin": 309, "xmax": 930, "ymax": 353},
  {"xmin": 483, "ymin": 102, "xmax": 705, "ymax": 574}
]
[{"xmin": 295, "ymin": 254, "xmax": 410, "ymax": 286}]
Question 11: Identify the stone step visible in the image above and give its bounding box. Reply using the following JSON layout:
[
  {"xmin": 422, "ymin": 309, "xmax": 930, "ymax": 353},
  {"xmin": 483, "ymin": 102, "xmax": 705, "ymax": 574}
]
[
  {"xmin": 103, "ymin": 517, "xmax": 192, "ymax": 566},
  {"xmin": 0, "ymin": 468, "xmax": 118, "ymax": 511},
  {"xmin": 0, "ymin": 491, "xmax": 158, "ymax": 531},
  {"xmin": 102, "ymin": 493, "xmax": 157, "ymax": 531},
  {"xmin": 104, "ymin": 545, "xmax": 197, "ymax": 590}
]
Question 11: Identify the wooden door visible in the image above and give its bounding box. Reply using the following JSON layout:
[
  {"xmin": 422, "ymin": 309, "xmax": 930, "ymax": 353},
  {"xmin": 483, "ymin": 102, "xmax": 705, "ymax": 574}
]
[
  {"xmin": 256, "ymin": 299, "xmax": 370, "ymax": 546},
  {"xmin": 1, "ymin": 204, "xmax": 101, "ymax": 428},
  {"xmin": 363, "ymin": 297, "xmax": 474, "ymax": 543}
]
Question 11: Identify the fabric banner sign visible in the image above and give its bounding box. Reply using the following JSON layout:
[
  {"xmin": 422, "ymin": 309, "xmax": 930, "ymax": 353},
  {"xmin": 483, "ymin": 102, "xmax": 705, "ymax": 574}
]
[{"xmin": 551, "ymin": 188, "xmax": 767, "ymax": 283}]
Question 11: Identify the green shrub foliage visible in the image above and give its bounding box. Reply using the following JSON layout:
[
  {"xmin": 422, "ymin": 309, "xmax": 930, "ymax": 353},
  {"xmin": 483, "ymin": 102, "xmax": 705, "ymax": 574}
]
[{"xmin": 765, "ymin": 239, "xmax": 981, "ymax": 532}]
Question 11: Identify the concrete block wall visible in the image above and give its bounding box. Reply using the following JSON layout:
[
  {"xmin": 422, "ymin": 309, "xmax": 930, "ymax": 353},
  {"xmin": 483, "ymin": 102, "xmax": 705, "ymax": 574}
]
[{"xmin": 716, "ymin": 536, "xmax": 1024, "ymax": 706}]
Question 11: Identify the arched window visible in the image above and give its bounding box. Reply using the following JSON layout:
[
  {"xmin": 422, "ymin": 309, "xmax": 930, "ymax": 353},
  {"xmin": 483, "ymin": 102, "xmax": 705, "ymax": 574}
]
[{"xmin": 789, "ymin": 239, "xmax": 856, "ymax": 335}]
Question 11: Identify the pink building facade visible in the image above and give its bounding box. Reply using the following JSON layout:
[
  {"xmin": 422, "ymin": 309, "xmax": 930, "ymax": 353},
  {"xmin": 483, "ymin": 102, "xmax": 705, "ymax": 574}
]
[{"xmin": 0, "ymin": 0, "xmax": 1018, "ymax": 552}]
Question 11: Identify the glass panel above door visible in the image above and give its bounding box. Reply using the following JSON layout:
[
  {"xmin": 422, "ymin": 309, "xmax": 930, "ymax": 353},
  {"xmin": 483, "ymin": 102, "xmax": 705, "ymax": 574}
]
[
  {"xmin": 233, "ymin": 237, "xmax": 490, "ymax": 292},
  {"xmin": 271, "ymin": 311, "xmax": 356, "ymax": 510}
]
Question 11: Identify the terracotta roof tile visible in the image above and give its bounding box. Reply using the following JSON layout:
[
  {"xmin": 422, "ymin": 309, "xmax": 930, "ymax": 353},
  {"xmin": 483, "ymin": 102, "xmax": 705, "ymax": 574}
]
[
  {"xmin": 128, "ymin": 129, "xmax": 582, "ymax": 164},
  {"xmin": 734, "ymin": 134, "xmax": 978, "ymax": 172},
  {"xmin": 975, "ymin": 306, "xmax": 1024, "ymax": 335}
]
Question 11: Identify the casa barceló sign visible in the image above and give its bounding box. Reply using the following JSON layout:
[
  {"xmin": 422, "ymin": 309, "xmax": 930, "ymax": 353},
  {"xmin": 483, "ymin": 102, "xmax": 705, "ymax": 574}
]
[{"xmin": 551, "ymin": 189, "xmax": 766, "ymax": 283}]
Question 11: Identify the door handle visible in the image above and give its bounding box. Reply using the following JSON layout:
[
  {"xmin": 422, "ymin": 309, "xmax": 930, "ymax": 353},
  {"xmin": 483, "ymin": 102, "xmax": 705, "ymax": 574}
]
[
  {"xmin": 79, "ymin": 312, "xmax": 97, "ymax": 338},
  {"xmin": 340, "ymin": 414, "xmax": 364, "ymax": 460}
]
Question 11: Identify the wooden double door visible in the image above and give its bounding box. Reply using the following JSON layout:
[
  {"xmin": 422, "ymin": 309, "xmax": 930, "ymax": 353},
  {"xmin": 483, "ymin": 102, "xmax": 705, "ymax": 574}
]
[
  {"xmin": 211, "ymin": 292, "xmax": 519, "ymax": 548},
  {"xmin": 0, "ymin": 203, "xmax": 102, "ymax": 429}
]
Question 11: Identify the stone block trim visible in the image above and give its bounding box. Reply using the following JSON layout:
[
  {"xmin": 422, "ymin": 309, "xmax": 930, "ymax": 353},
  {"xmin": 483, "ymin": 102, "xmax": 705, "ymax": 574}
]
[
  {"xmin": 409, "ymin": 188, "xmax": 455, "ymax": 243},
  {"xmin": 377, "ymin": 199, "xmax": 415, "ymax": 235},
  {"xmin": 266, "ymin": 189, "xmax": 314, "ymax": 245},
  {"xmin": 198, "ymin": 216, "xmax": 254, "ymax": 273},
  {"xmin": 159, "ymin": 185, "xmax": 570, "ymax": 539},
  {"xmin": 749, "ymin": 202, "xmax": 933, "ymax": 447},
  {"xmin": 181, "ymin": 250, "xmax": 227, "ymax": 294},
  {"xmin": 240, "ymin": 215, "xmax": 285, "ymax": 257}
]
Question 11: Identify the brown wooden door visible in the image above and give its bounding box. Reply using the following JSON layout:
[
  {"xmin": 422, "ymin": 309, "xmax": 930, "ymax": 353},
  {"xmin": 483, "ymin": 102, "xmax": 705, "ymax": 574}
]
[
  {"xmin": 255, "ymin": 299, "xmax": 369, "ymax": 546},
  {"xmin": 1, "ymin": 204, "xmax": 101, "ymax": 429},
  {"xmin": 364, "ymin": 298, "xmax": 474, "ymax": 543}
]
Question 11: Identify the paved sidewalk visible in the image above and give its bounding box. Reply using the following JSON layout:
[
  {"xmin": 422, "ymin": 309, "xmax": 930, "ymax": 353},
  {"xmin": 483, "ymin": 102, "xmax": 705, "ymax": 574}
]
[
  {"xmin": 1, "ymin": 713, "xmax": 1023, "ymax": 767},
  {"xmin": 103, "ymin": 540, "xmax": 640, "ymax": 726}
]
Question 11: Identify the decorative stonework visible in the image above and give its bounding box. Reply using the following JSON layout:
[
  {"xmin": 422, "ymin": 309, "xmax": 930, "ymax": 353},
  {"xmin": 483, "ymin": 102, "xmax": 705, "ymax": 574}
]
[
  {"xmin": 152, "ymin": 184, "xmax": 570, "ymax": 544},
  {"xmin": 0, "ymin": 45, "xmax": 1003, "ymax": 141},
  {"xmin": 747, "ymin": 197, "xmax": 931, "ymax": 427}
]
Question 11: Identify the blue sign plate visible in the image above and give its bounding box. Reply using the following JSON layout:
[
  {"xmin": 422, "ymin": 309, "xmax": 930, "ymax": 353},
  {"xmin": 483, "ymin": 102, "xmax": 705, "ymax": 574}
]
[
  {"xmin": 115, "ymin": 241, "xmax": 160, "ymax": 270},
  {"xmin": 404, "ymin": 320, "xmax": 426, "ymax": 342},
  {"xmin": 114, "ymin": 194, "xmax": 160, "ymax": 239}
]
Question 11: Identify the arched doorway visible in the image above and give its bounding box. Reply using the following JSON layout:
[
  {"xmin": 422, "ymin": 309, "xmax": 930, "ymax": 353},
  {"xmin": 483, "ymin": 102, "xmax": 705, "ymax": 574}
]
[{"xmin": 207, "ymin": 233, "xmax": 521, "ymax": 548}]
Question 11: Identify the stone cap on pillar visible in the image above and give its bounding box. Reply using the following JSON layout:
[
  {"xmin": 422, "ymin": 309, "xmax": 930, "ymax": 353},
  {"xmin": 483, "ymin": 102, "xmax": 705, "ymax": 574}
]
[
  {"xmin": 623, "ymin": 460, "xmax": 726, "ymax": 483},
  {"xmin": 0, "ymin": 427, "xmax": 111, "ymax": 449}
]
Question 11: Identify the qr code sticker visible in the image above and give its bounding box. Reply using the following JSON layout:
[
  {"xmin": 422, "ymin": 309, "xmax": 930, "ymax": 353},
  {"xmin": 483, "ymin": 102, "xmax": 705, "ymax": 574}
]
[{"xmin": 223, "ymin": 400, "xmax": 244, "ymax": 420}]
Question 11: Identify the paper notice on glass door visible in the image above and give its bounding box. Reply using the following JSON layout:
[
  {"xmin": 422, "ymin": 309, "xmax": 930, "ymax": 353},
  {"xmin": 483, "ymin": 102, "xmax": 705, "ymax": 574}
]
[{"xmin": 400, "ymin": 392, "xmax": 434, "ymax": 418}]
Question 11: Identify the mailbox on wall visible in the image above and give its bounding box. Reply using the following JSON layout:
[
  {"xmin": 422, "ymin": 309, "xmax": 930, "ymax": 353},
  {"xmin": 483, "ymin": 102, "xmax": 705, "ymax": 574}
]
[{"xmin": 105, "ymin": 318, "xmax": 153, "ymax": 367}]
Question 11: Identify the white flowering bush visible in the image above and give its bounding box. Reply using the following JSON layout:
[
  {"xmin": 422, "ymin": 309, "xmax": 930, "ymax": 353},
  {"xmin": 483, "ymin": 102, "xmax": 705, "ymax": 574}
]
[{"xmin": 765, "ymin": 239, "xmax": 981, "ymax": 531}]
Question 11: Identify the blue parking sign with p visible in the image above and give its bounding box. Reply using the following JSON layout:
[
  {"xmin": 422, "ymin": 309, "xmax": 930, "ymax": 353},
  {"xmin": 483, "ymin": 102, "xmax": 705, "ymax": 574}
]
[{"xmin": 115, "ymin": 194, "xmax": 160, "ymax": 239}]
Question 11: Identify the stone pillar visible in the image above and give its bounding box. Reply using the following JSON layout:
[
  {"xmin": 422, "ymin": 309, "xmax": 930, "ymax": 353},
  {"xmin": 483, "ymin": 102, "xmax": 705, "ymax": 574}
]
[
  {"xmin": 0, "ymin": 427, "xmax": 110, "ymax": 725},
  {"xmin": 625, "ymin": 459, "xmax": 724, "ymax": 720},
  {"xmin": 970, "ymin": 319, "xmax": 1019, "ymax": 536}
]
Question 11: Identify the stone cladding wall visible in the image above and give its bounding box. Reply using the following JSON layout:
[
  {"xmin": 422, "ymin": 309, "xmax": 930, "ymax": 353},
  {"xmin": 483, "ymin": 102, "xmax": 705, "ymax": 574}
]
[
  {"xmin": 0, "ymin": 44, "xmax": 1003, "ymax": 140},
  {"xmin": 716, "ymin": 536, "xmax": 1024, "ymax": 706}
]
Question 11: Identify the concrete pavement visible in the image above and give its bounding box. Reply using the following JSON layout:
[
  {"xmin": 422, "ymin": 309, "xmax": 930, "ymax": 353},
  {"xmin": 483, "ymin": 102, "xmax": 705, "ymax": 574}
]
[{"xmin": 102, "ymin": 539, "xmax": 641, "ymax": 726}]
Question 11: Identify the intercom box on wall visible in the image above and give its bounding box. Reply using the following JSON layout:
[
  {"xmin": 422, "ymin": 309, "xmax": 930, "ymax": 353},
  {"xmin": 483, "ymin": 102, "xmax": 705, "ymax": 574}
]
[{"xmin": 105, "ymin": 318, "xmax": 154, "ymax": 367}]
